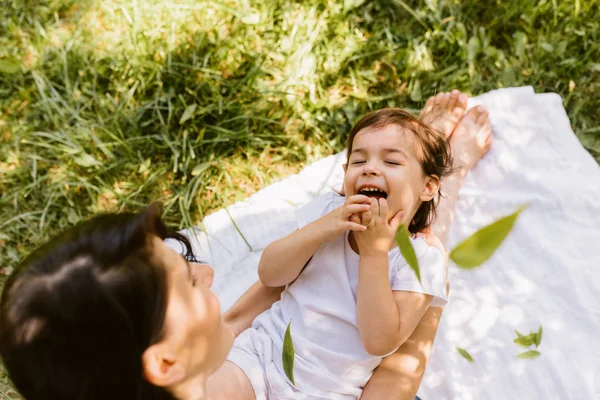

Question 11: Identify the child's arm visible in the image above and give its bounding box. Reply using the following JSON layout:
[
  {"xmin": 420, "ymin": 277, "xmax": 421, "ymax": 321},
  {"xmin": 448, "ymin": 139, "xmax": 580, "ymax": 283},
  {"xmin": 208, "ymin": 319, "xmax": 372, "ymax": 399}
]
[
  {"xmin": 357, "ymin": 259, "xmax": 432, "ymax": 355},
  {"xmin": 354, "ymin": 198, "xmax": 432, "ymax": 356},
  {"xmin": 360, "ymin": 305, "xmax": 444, "ymax": 399},
  {"xmin": 258, "ymin": 194, "xmax": 372, "ymax": 287}
]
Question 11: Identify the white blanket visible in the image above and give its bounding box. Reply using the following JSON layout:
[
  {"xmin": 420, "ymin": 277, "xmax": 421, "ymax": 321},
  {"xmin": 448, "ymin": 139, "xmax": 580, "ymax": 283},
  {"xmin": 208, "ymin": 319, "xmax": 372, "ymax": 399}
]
[{"xmin": 169, "ymin": 87, "xmax": 600, "ymax": 399}]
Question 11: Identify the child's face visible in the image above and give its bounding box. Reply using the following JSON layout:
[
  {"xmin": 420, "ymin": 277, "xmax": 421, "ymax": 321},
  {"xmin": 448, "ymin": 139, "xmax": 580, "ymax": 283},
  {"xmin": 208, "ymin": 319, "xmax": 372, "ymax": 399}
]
[{"xmin": 343, "ymin": 124, "xmax": 438, "ymax": 227}]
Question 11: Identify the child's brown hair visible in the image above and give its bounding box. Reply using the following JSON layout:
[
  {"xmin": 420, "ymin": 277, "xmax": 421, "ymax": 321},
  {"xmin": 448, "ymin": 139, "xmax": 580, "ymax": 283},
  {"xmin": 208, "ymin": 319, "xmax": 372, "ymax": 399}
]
[{"xmin": 346, "ymin": 108, "xmax": 454, "ymax": 234}]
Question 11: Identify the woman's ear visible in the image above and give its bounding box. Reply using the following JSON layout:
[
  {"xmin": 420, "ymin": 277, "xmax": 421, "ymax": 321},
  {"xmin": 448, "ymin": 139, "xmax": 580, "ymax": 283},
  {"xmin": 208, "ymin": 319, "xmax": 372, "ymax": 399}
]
[
  {"xmin": 142, "ymin": 343, "xmax": 186, "ymax": 388},
  {"xmin": 420, "ymin": 175, "xmax": 440, "ymax": 202}
]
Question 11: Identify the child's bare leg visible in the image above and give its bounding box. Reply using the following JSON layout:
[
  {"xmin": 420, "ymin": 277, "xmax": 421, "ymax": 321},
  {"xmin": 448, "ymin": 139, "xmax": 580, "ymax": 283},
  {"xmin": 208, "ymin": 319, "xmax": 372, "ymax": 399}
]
[
  {"xmin": 206, "ymin": 361, "xmax": 256, "ymax": 400},
  {"xmin": 420, "ymin": 90, "xmax": 469, "ymax": 138},
  {"xmin": 432, "ymin": 105, "xmax": 493, "ymax": 245}
]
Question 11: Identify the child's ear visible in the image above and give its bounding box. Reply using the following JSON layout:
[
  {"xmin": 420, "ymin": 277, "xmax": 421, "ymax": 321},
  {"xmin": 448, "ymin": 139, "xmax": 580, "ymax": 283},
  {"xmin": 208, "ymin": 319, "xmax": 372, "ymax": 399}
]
[
  {"xmin": 420, "ymin": 175, "xmax": 440, "ymax": 202},
  {"xmin": 343, "ymin": 163, "xmax": 348, "ymax": 173},
  {"xmin": 142, "ymin": 343, "xmax": 186, "ymax": 388}
]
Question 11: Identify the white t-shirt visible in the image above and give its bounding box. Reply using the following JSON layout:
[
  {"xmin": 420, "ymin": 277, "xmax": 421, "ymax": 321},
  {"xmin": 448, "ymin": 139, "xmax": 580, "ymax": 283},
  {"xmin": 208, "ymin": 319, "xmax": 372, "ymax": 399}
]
[{"xmin": 253, "ymin": 192, "xmax": 448, "ymax": 399}]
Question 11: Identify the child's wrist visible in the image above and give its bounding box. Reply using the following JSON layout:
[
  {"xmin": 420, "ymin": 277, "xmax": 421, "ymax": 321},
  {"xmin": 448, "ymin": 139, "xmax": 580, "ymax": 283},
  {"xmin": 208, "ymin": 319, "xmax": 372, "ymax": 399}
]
[
  {"xmin": 359, "ymin": 250, "xmax": 388, "ymax": 259},
  {"xmin": 311, "ymin": 217, "xmax": 337, "ymax": 243}
]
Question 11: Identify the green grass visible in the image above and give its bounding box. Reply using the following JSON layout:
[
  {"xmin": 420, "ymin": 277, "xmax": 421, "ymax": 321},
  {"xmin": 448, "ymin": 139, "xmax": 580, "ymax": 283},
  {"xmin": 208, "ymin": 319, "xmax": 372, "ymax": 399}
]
[{"xmin": 0, "ymin": 0, "xmax": 599, "ymax": 397}]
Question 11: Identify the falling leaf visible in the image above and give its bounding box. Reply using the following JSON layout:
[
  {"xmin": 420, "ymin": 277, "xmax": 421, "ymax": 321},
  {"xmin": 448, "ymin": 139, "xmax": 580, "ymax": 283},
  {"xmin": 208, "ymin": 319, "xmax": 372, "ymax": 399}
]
[
  {"xmin": 395, "ymin": 225, "xmax": 420, "ymax": 283},
  {"xmin": 282, "ymin": 321, "xmax": 295, "ymax": 385},
  {"xmin": 513, "ymin": 332, "xmax": 537, "ymax": 347},
  {"xmin": 517, "ymin": 350, "xmax": 541, "ymax": 359},
  {"xmin": 450, "ymin": 205, "xmax": 527, "ymax": 269},
  {"xmin": 179, "ymin": 103, "xmax": 198, "ymax": 125},
  {"xmin": 456, "ymin": 347, "xmax": 475, "ymax": 363},
  {"xmin": 514, "ymin": 326, "xmax": 543, "ymax": 348}
]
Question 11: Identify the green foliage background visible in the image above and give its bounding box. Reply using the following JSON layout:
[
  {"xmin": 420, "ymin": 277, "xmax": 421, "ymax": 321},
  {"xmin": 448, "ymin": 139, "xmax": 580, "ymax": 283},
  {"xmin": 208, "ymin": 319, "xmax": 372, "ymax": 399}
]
[{"xmin": 0, "ymin": 0, "xmax": 599, "ymax": 397}]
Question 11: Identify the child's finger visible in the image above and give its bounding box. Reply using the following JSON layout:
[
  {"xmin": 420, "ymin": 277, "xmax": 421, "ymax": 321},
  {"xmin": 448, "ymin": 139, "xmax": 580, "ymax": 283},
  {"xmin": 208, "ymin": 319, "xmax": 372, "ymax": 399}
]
[
  {"xmin": 361, "ymin": 210, "xmax": 372, "ymax": 226},
  {"xmin": 389, "ymin": 209, "xmax": 404, "ymax": 231},
  {"xmin": 369, "ymin": 197, "xmax": 379, "ymax": 219},
  {"xmin": 346, "ymin": 222, "xmax": 368, "ymax": 232},
  {"xmin": 349, "ymin": 213, "xmax": 361, "ymax": 225},
  {"xmin": 345, "ymin": 194, "xmax": 373, "ymax": 205},
  {"xmin": 379, "ymin": 198, "xmax": 389, "ymax": 219},
  {"xmin": 341, "ymin": 204, "xmax": 371, "ymax": 219}
]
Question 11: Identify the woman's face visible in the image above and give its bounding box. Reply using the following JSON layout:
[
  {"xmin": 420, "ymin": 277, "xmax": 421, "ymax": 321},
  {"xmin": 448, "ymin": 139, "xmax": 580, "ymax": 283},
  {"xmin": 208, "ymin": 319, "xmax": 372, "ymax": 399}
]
[{"xmin": 150, "ymin": 237, "xmax": 233, "ymax": 381}]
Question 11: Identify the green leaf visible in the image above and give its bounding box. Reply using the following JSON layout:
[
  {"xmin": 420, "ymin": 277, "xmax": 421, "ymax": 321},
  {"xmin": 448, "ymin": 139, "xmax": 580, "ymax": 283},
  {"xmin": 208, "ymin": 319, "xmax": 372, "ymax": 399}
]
[
  {"xmin": 514, "ymin": 326, "xmax": 543, "ymax": 348},
  {"xmin": 450, "ymin": 205, "xmax": 527, "ymax": 269},
  {"xmin": 517, "ymin": 350, "xmax": 541, "ymax": 359},
  {"xmin": 138, "ymin": 158, "xmax": 152, "ymax": 174},
  {"xmin": 456, "ymin": 347, "xmax": 475, "ymax": 363},
  {"xmin": 179, "ymin": 103, "xmax": 198, "ymax": 125},
  {"xmin": 514, "ymin": 329, "xmax": 524, "ymax": 338},
  {"xmin": 0, "ymin": 59, "xmax": 21, "ymax": 74},
  {"xmin": 513, "ymin": 333, "xmax": 537, "ymax": 347},
  {"xmin": 409, "ymin": 79, "xmax": 422, "ymax": 102},
  {"xmin": 282, "ymin": 321, "xmax": 295, "ymax": 385},
  {"xmin": 395, "ymin": 225, "xmax": 420, "ymax": 283}
]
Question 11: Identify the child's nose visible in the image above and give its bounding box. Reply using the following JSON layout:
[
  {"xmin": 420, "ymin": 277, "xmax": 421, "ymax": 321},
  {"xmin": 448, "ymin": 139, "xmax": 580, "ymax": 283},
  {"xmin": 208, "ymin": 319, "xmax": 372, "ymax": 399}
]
[{"xmin": 362, "ymin": 161, "xmax": 380, "ymax": 175}]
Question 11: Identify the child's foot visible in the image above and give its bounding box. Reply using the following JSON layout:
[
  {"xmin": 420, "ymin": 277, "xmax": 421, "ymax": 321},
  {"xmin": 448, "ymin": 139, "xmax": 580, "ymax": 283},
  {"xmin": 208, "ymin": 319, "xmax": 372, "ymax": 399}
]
[
  {"xmin": 450, "ymin": 105, "xmax": 493, "ymax": 171},
  {"xmin": 420, "ymin": 90, "xmax": 469, "ymax": 138}
]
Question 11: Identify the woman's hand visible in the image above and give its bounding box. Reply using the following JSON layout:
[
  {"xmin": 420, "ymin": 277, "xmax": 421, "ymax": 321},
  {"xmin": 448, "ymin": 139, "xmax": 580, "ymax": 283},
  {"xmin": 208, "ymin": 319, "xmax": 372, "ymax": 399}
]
[
  {"xmin": 354, "ymin": 198, "xmax": 403, "ymax": 256},
  {"xmin": 318, "ymin": 194, "xmax": 373, "ymax": 242}
]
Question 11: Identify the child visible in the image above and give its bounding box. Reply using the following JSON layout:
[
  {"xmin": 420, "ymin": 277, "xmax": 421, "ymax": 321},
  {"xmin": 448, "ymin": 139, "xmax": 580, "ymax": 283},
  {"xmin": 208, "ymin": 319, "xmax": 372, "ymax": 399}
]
[{"xmin": 214, "ymin": 107, "xmax": 455, "ymax": 400}]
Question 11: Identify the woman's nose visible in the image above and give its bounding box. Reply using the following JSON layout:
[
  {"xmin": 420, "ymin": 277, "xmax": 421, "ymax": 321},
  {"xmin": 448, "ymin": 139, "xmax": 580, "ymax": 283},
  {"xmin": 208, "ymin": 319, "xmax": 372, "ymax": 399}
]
[{"xmin": 190, "ymin": 263, "xmax": 215, "ymax": 287}]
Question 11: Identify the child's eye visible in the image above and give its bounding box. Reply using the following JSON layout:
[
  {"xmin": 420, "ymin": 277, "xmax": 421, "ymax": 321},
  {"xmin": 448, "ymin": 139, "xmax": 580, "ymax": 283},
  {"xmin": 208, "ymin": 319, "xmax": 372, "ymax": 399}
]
[
  {"xmin": 385, "ymin": 161, "xmax": 400, "ymax": 165},
  {"xmin": 351, "ymin": 160, "xmax": 365, "ymax": 165}
]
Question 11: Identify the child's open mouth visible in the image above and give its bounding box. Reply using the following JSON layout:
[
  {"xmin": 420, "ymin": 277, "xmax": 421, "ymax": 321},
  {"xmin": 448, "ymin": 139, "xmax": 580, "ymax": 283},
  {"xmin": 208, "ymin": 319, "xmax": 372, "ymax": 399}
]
[{"xmin": 358, "ymin": 187, "xmax": 388, "ymax": 200}]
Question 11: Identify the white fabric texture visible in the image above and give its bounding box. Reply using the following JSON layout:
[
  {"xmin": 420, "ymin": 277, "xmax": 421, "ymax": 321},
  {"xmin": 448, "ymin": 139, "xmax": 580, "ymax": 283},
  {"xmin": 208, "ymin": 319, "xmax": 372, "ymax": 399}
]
[
  {"xmin": 168, "ymin": 86, "xmax": 600, "ymax": 399},
  {"xmin": 231, "ymin": 191, "xmax": 446, "ymax": 399},
  {"xmin": 227, "ymin": 327, "xmax": 320, "ymax": 400}
]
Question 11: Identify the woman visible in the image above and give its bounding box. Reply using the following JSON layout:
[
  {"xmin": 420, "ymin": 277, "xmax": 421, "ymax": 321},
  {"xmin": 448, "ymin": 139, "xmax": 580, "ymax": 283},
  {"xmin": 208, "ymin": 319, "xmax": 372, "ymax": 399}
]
[
  {"xmin": 0, "ymin": 92, "xmax": 491, "ymax": 399},
  {"xmin": 0, "ymin": 203, "xmax": 231, "ymax": 399}
]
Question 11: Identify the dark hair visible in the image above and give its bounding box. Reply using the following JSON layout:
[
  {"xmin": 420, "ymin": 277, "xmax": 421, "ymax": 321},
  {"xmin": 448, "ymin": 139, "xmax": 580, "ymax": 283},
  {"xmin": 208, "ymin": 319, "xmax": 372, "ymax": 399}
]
[
  {"xmin": 346, "ymin": 108, "xmax": 454, "ymax": 234},
  {"xmin": 0, "ymin": 203, "xmax": 196, "ymax": 400}
]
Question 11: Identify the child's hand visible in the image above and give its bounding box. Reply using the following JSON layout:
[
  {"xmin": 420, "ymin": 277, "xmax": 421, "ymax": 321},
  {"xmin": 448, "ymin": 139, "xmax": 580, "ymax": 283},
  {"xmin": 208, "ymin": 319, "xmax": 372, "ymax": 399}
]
[
  {"xmin": 319, "ymin": 195, "xmax": 373, "ymax": 242},
  {"xmin": 354, "ymin": 198, "xmax": 403, "ymax": 256}
]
